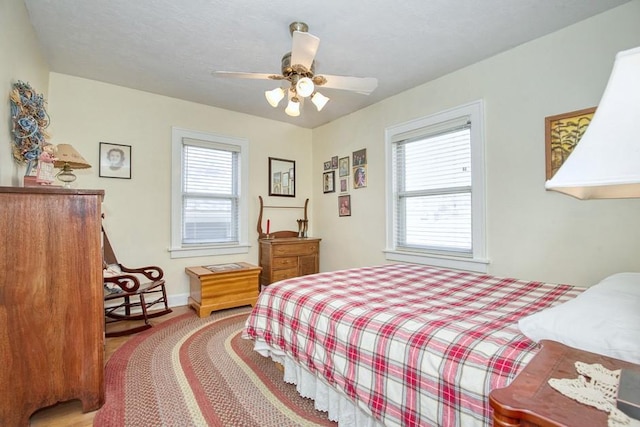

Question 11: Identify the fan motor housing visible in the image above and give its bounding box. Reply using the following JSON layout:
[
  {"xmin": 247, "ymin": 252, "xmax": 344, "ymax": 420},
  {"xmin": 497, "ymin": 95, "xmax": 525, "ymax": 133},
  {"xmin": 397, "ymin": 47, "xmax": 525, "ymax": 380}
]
[{"xmin": 281, "ymin": 52, "xmax": 315, "ymax": 78}]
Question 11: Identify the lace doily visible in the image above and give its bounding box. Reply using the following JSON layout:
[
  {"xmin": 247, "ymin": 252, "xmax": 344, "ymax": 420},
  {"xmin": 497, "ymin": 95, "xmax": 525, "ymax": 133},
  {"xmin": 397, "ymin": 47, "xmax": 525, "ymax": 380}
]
[{"xmin": 549, "ymin": 362, "xmax": 640, "ymax": 427}]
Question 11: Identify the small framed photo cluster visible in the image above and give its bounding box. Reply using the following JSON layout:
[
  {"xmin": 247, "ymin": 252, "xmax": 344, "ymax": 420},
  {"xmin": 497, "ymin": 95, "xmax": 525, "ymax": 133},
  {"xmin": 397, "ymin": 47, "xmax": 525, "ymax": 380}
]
[{"xmin": 324, "ymin": 148, "xmax": 367, "ymax": 217}]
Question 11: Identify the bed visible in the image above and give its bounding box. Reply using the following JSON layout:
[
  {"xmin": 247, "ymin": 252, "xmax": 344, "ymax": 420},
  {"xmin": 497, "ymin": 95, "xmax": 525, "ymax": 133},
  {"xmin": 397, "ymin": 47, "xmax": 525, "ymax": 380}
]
[{"xmin": 242, "ymin": 263, "xmax": 584, "ymax": 427}]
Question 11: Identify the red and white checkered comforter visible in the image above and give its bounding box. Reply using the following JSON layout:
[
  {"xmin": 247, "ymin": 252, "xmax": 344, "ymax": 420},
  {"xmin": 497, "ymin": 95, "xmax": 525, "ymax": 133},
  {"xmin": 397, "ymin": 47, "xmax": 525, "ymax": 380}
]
[{"xmin": 243, "ymin": 264, "xmax": 583, "ymax": 426}]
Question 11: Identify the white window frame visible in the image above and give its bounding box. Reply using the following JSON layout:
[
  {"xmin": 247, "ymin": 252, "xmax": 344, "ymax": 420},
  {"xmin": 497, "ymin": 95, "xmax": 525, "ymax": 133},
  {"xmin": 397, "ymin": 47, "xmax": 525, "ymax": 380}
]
[
  {"xmin": 170, "ymin": 127, "xmax": 249, "ymax": 258},
  {"xmin": 384, "ymin": 100, "xmax": 488, "ymax": 273}
]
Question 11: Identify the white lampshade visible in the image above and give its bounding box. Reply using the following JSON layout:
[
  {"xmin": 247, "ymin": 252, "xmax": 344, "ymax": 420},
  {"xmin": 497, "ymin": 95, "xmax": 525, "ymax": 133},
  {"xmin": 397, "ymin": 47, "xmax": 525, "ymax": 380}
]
[
  {"xmin": 545, "ymin": 46, "xmax": 640, "ymax": 199},
  {"xmin": 311, "ymin": 92, "xmax": 330, "ymax": 111},
  {"xmin": 285, "ymin": 98, "xmax": 301, "ymax": 117},
  {"xmin": 265, "ymin": 87, "xmax": 285, "ymax": 107},
  {"xmin": 296, "ymin": 77, "xmax": 315, "ymax": 98}
]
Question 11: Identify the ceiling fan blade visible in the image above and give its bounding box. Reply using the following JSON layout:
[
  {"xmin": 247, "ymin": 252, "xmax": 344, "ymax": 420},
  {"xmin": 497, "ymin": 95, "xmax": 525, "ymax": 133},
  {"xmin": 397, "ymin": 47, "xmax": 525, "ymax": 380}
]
[
  {"xmin": 213, "ymin": 71, "xmax": 283, "ymax": 80},
  {"xmin": 315, "ymin": 75, "xmax": 378, "ymax": 95},
  {"xmin": 290, "ymin": 31, "xmax": 320, "ymax": 70}
]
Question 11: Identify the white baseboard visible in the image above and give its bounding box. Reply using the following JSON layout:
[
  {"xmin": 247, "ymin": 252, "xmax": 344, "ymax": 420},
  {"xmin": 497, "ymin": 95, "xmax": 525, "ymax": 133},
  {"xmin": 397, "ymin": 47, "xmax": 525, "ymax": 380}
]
[{"xmin": 168, "ymin": 292, "xmax": 189, "ymax": 308}]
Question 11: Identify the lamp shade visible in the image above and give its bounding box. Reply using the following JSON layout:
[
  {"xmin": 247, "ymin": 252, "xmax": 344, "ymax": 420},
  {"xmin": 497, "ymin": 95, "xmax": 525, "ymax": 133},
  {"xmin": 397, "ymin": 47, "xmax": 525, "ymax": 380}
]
[
  {"xmin": 265, "ymin": 87, "xmax": 285, "ymax": 107},
  {"xmin": 545, "ymin": 46, "xmax": 640, "ymax": 199},
  {"xmin": 285, "ymin": 98, "xmax": 301, "ymax": 117},
  {"xmin": 296, "ymin": 77, "xmax": 315, "ymax": 98},
  {"xmin": 53, "ymin": 144, "xmax": 91, "ymax": 169},
  {"xmin": 311, "ymin": 92, "xmax": 330, "ymax": 111}
]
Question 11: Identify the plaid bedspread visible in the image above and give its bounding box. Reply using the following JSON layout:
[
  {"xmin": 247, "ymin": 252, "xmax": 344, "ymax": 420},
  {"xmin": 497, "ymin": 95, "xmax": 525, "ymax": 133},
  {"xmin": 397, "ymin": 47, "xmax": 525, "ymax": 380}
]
[{"xmin": 243, "ymin": 264, "xmax": 583, "ymax": 427}]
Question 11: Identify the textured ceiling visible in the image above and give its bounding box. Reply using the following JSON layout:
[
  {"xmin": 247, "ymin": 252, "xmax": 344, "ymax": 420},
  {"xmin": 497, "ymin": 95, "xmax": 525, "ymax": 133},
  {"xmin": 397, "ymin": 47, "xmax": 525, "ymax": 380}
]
[{"xmin": 24, "ymin": 0, "xmax": 629, "ymax": 129}]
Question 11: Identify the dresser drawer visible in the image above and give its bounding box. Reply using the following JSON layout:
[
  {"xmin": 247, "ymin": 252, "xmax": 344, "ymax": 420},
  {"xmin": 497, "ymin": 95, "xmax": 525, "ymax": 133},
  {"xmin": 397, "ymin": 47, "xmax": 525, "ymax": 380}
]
[
  {"xmin": 272, "ymin": 256, "xmax": 297, "ymax": 269},
  {"xmin": 273, "ymin": 242, "xmax": 318, "ymax": 257},
  {"xmin": 272, "ymin": 267, "xmax": 299, "ymax": 282}
]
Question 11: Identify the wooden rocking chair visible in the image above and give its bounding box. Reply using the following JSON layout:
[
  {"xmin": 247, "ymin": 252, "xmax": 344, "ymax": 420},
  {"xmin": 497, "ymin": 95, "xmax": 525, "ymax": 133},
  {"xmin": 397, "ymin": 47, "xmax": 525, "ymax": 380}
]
[{"xmin": 103, "ymin": 227, "xmax": 172, "ymax": 337}]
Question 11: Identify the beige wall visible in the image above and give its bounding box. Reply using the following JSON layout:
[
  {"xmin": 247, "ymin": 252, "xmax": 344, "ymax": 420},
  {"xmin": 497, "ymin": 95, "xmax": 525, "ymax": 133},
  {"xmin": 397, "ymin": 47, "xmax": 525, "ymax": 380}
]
[
  {"xmin": 46, "ymin": 73, "xmax": 312, "ymax": 304},
  {"xmin": 3, "ymin": 0, "xmax": 640, "ymax": 306},
  {"xmin": 313, "ymin": 1, "xmax": 640, "ymax": 287},
  {"xmin": 0, "ymin": 0, "xmax": 50, "ymax": 186}
]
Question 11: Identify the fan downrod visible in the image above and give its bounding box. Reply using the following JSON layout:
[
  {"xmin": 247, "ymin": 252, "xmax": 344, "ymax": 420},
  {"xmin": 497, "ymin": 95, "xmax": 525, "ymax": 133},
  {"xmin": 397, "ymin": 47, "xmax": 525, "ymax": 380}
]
[{"xmin": 289, "ymin": 21, "xmax": 308, "ymax": 35}]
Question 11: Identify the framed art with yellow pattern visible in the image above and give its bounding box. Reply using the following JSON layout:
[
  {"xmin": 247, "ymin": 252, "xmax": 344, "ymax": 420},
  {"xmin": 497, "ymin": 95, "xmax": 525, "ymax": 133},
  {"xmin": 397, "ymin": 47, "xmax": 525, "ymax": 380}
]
[{"xmin": 545, "ymin": 107, "xmax": 596, "ymax": 179}]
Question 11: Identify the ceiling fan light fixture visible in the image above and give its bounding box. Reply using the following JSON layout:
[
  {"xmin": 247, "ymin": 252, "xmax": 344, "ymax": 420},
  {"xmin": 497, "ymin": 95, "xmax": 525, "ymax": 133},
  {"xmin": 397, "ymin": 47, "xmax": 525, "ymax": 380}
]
[
  {"xmin": 265, "ymin": 87, "xmax": 285, "ymax": 107},
  {"xmin": 311, "ymin": 92, "xmax": 329, "ymax": 111},
  {"xmin": 285, "ymin": 97, "xmax": 301, "ymax": 117},
  {"xmin": 296, "ymin": 77, "xmax": 315, "ymax": 98}
]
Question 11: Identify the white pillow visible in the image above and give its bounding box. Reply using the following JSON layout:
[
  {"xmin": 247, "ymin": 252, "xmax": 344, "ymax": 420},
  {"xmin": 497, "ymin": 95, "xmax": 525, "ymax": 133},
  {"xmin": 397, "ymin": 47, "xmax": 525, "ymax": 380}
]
[
  {"xmin": 518, "ymin": 273, "xmax": 640, "ymax": 364},
  {"xmin": 104, "ymin": 264, "xmax": 123, "ymax": 278}
]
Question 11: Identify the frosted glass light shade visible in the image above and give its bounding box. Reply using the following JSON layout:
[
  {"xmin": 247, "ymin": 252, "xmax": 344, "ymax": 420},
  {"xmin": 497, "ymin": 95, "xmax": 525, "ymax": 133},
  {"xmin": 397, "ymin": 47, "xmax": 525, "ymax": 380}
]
[
  {"xmin": 311, "ymin": 92, "xmax": 330, "ymax": 111},
  {"xmin": 296, "ymin": 77, "xmax": 315, "ymax": 97},
  {"xmin": 545, "ymin": 46, "xmax": 640, "ymax": 199},
  {"xmin": 265, "ymin": 87, "xmax": 285, "ymax": 107},
  {"xmin": 285, "ymin": 98, "xmax": 301, "ymax": 117}
]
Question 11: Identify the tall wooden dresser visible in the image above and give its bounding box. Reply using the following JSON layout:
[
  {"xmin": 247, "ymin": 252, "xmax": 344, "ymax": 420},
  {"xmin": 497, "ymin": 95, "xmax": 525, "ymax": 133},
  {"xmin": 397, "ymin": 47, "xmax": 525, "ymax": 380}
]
[
  {"xmin": 259, "ymin": 237, "xmax": 321, "ymax": 286},
  {"xmin": 0, "ymin": 187, "xmax": 105, "ymax": 426}
]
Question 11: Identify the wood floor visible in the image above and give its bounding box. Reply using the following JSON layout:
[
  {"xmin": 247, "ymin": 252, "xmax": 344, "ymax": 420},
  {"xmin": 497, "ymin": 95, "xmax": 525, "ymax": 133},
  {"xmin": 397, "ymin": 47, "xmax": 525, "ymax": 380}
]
[{"xmin": 29, "ymin": 305, "xmax": 193, "ymax": 427}]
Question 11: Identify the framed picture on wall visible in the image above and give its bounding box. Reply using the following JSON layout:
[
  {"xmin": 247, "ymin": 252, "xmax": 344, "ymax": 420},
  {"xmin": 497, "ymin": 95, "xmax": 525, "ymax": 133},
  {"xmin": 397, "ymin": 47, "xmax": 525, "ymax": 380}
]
[
  {"xmin": 323, "ymin": 171, "xmax": 335, "ymax": 193},
  {"xmin": 338, "ymin": 195, "xmax": 351, "ymax": 217},
  {"xmin": 353, "ymin": 165, "xmax": 367, "ymax": 189},
  {"xmin": 340, "ymin": 177, "xmax": 349, "ymax": 193},
  {"xmin": 545, "ymin": 107, "xmax": 596, "ymax": 180},
  {"xmin": 269, "ymin": 157, "xmax": 295, "ymax": 197},
  {"xmin": 353, "ymin": 148, "xmax": 367, "ymax": 166},
  {"xmin": 339, "ymin": 156, "xmax": 350, "ymax": 176},
  {"xmin": 99, "ymin": 142, "xmax": 132, "ymax": 179}
]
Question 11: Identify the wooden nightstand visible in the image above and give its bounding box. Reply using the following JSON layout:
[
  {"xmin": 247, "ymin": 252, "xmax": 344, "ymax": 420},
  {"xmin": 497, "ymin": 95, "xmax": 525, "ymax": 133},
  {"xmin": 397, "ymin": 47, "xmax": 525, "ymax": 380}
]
[
  {"xmin": 186, "ymin": 262, "xmax": 261, "ymax": 318},
  {"xmin": 490, "ymin": 340, "xmax": 640, "ymax": 427},
  {"xmin": 258, "ymin": 237, "xmax": 321, "ymax": 286}
]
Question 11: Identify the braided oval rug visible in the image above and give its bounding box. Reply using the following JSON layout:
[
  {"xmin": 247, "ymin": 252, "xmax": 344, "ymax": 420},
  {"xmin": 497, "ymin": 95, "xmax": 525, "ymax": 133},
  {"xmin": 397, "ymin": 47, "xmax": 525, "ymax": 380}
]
[{"xmin": 94, "ymin": 307, "xmax": 335, "ymax": 426}]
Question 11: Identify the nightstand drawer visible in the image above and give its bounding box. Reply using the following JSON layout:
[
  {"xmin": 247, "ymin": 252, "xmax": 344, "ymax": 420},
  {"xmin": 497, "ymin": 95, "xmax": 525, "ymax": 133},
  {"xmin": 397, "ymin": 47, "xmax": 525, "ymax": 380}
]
[
  {"xmin": 273, "ymin": 242, "xmax": 318, "ymax": 257},
  {"xmin": 272, "ymin": 267, "xmax": 299, "ymax": 282},
  {"xmin": 272, "ymin": 256, "xmax": 297, "ymax": 268}
]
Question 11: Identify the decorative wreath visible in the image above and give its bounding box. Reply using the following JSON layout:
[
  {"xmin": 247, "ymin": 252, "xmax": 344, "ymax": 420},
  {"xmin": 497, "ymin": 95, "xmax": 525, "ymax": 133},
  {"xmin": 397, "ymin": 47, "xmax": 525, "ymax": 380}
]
[{"xmin": 9, "ymin": 81, "xmax": 51, "ymax": 175}]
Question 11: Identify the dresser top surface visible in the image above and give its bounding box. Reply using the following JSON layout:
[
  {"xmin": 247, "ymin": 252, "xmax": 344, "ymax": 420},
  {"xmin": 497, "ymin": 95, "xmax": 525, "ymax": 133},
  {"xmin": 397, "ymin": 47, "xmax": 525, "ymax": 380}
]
[
  {"xmin": 259, "ymin": 237, "xmax": 321, "ymax": 244},
  {"xmin": 0, "ymin": 186, "xmax": 104, "ymax": 196}
]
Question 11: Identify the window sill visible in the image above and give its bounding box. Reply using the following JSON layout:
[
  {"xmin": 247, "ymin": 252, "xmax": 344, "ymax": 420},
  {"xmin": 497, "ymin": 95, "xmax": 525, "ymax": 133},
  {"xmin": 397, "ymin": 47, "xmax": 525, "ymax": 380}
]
[
  {"xmin": 169, "ymin": 243, "xmax": 250, "ymax": 259},
  {"xmin": 383, "ymin": 249, "xmax": 489, "ymax": 273}
]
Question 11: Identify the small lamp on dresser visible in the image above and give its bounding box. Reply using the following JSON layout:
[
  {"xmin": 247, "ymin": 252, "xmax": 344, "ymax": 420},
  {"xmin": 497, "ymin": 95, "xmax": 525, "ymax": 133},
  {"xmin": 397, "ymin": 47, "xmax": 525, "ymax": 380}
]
[{"xmin": 53, "ymin": 143, "xmax": 91, "ymax": 187}]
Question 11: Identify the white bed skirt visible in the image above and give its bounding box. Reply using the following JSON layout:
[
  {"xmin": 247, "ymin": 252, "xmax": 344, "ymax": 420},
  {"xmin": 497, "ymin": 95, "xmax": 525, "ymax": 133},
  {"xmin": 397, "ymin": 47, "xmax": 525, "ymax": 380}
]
[{"xmin": 253, "ymin": 339, "xmax": 385, "ymax": 427}]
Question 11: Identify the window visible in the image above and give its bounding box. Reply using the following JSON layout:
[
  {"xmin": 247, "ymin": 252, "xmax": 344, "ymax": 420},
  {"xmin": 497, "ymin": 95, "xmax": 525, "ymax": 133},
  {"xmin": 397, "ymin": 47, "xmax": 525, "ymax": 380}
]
[
  {"xmin": 170, "ymin": 127, "xmax": 249, "ymax": 258},
  {"xmin": 385, "ymin": 100, "xmax": 487, "ymax": 272}
]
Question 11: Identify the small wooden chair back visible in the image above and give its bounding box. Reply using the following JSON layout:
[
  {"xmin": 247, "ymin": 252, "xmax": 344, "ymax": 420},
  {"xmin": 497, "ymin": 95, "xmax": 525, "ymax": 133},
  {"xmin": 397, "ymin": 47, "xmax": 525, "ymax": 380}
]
[{"xmin": 102, "ymin": 227, "xmax": 119, "ymax": 266}]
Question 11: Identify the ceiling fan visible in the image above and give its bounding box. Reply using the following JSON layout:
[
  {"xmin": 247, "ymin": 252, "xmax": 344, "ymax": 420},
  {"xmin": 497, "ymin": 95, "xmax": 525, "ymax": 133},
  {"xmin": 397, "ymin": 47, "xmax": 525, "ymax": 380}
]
[{"xmin": 213, "ymin": 22, "xmax": 378, "ymax": 117}]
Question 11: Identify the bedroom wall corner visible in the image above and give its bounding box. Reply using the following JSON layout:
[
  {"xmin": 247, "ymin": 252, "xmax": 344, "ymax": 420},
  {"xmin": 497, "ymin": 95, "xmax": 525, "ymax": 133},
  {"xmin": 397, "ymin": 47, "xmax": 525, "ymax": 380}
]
[
  {"xmin": 0, "ymin": 0, "xmax": 50, "ymax": 187},
  {"xmin": 311, "ymin": 0, "xmax": 640, "ymax": 287},
  {"xmin": 46, "ymin": 72, "xmax": 313, "ymax": 303}
]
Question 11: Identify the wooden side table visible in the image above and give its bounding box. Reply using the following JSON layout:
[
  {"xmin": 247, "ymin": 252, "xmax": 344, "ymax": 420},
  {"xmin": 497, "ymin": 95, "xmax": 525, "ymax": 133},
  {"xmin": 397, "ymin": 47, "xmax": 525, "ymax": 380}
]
[
  {"xmin": 490, "ymin": 340, "xmax": 640, "ymax": 427},
  {"xmin": 186, "ymin": 262, "xmax": 261, "ymax": 318},
  {"xmin": 259, "ymin": 237, "xmax": 321, "ymax": 286}
]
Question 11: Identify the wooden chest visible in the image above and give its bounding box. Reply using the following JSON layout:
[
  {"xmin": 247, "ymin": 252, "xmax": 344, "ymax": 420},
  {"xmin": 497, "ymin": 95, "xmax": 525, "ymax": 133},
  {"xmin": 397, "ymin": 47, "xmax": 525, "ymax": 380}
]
[
  {"xmin": 186, "ymin": 262, "xmax": 261, "ymax": 318},
  {"xmin": 259, "ymin": 237, "xmax": 321, "ymax": 286},
  {"xmin": 0, "ymin": 187, "xmax": 105, "ymax": 426}
]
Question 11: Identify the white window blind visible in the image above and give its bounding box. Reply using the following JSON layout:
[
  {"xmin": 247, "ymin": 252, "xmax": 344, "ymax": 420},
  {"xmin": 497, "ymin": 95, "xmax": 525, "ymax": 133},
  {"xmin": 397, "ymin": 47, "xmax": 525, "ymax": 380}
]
[
  {"xmin": 182, "ymin": 142, "xmax": 239, "ymax": 244},
  {"xmin": 170, "ymin": 127, "xmax": 249, "ymax": 258},
  {"xmin": 385, "ymin": 100, "xmax": 487, "ymax": 272},
  {"xmin": 394, "ymin": 121, "xmax": 472, "ymax": 255}
]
